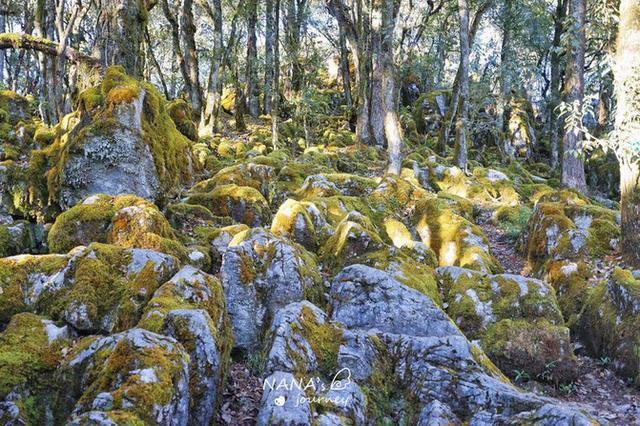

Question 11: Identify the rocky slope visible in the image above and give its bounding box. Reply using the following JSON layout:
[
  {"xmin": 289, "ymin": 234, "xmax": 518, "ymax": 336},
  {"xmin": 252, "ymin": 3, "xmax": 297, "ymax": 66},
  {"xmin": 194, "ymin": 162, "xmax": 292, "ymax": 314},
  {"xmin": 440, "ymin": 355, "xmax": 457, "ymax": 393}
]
[{"xmin": 0, "ymin": 69, "xmax": 637, "ymax": 425}]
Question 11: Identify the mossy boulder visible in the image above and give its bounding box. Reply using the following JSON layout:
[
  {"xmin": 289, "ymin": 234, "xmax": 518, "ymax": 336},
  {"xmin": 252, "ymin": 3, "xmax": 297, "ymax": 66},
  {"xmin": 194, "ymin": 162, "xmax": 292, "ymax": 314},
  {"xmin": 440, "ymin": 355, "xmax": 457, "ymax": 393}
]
[
  {"xmin": 186, "ymin": 184, "xmax": 271, "ymax": 227},
  {"xmin": 0, "ymin": 313, "xmax": 69, "ymax": 424},
  {"xmin": 0, "ymin": 91, "xmax": 32, "ymax": 125},
  {"xmin": 518, "ymin": 194, "xmax": 619, "ymax": 272},
  {"xmin": 436, "ymin": 266, "xmax": 576, "ymax": 382},
  {"xmin": 270, "ymin": 198, "xmax": 332, "ymax": 251},
  {"xmin": 36, "ymin": 243, "xmax": 178, "ymax": 334},
  {"xmin": 504, "ymin": 98, "xmax": 536, "ymax": 160},
  {"xmin": 368, "ymin": 173, "xmax": 429, "ymax": 212},
  {"xmin": 193, "ymin": 224, "xmax": 249, "ymax": 273},
  {"xmin": 492, "ymin": 204, "xmax": 533, "ymax": 240},
  {"xmin": 34, "ymin": 66, "xmax": 197, "ymax": 210},
  {"xmin": 579, "ymin": 268, "xmax": 640, "ymax": 385},
  {"xmin": 138, "ymin": 266, "xmax": 232, "ymax": 423},
  {"xmin": 57, "ymin": 328, "xmax": 191, "ymax": 424},
  {"xmin": 296, "ymin": 173, "xmax": 378, "ymax": 199},
  {"xmin": 319, "ymin": 212, "xmax": 384, "ymax": 268},
  {"xmin": 0, "ymin": 253, "xmax": 70, "ymax": 324},
  {"xmin": 220, "ymin": 229, "xmax": 322, "ymax": 351},
  {"xmin": 190, "ymin": 162, "xmax": 276, "ymax": 199},
  {"xmin": 166, "ymin": 99, "xmax": 197, "ymax": 141},
  {"xmin": 47, "ymin": 194, "xmax": 187, "ymax": 259},
  {"xmin": 413, "ymin": 197, "xmax": 501, "ymax": 273},
  {"xmin": 543, "ymin": 260, "xmax": 592, "ymax": 327}
]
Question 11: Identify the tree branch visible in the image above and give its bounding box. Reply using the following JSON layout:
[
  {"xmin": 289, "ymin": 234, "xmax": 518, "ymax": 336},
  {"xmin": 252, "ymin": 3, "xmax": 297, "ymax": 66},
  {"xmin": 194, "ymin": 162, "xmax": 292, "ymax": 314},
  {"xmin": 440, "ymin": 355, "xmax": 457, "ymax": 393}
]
[{"xmin": 0, "ymin": 33, "xmax": 100, "ymax": 68}]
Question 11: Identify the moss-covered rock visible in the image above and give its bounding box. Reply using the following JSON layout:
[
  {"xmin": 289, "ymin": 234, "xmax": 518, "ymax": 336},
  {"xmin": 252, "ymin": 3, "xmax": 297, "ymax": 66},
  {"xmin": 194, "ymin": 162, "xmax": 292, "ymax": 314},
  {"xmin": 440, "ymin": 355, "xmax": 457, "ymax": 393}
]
[
  {"xmin": 220, "ymin": 229, "xmax": 322, "ymax": 351},
  {"xmin": 0, "ymin": 313, "xmax": 69, "ymax": 424},
  {"xmin": 518, "ymin": 193, "xmax": 619, "ymax": 272},
  {"xmin": 413, "ymin": 197, "xmax": 501, "ymax": 273},
  {"xmin": 186, "ymin": 184, "xmax": 271, "ymax": 227},
  {"xmin": 57, "ymin": 328, "xmax": 191, "ymax": 424},
  {"xmin": 543, "ymin": 260, "xmax": 591, "ymax": 327},
  {"xmin": 271, "ymin": 198, "xmax": 332, "ymax": 251},
  {"xmin": 319, "ymin": 212, "xmax": 384, "ymax": 268},
  {"xmin": 47, "ymin": 194, "xmax": 187, "ymax": 259},
  {"xmin": 190, "ymin": 162, "xmax": 276, "ymax": 199},
  {"xmin": 579, "ymin": 268, "xmax": 640, "ymax": 385},
  {"xmin": 30, "ymin": 66, "xmax": 198, "ymax": 211},
  {"xmin": 0, "ymin": 253, "xmax": 70, "ymax": 324},
  {"xmin": 436, "ymin": 266, "xmax": 575, "ymax": 383},
  {"xmin": 36, "ymin": 243, "xmax": 178, "ymax": 334},
  {"xmin": 166, "ymin": 99, "xmax": 197, "ymax": 141},
  {"xmin": 296, "ymin": 173, "xmax": 378, "ymax": 199}
]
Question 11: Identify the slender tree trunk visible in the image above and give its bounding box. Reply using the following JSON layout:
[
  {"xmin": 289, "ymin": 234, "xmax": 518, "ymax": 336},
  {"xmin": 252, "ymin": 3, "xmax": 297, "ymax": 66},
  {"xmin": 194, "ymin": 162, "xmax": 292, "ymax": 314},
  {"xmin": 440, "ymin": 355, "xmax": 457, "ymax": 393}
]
[
  {"xmin": 245, "ymin": 0, "xmax": 259, "ymax": 117},
  {"xmin": 161, "ymin": 0, "xmax": 192, "ymax": 97},
  {"xmin": 180, "ymin": 0, "xmax": 202, "ymax": 120},
  {"xmin": 454, "ymin": 0, "xmax": 470, "ymax": 170},
  {"xmin": 0, "ymin": 6, "xmax": 5, "ymax": 86},
  {"xmin": 380, "ymin": 0, "xmax": 402, "ymax": 174},
  {"xmin": 614, "ymin": 0, "xmax": 640, "ymax": 267},
  {"xmin": 272, "ymin": 0, "xmax": 281, "ymax": 148},
  {"xmin": 145, "ymin": 28, "xmax": 170, "ymax": 98},
  {"xmin": 560, "ymin": 0, "xmax": 587, "ymax": 192},
  {"xmin": 338, "ymin": 25, "xmax": 353, "ymax": 119},
  {"xmin": 264, "ymin": 0, "xmax": 275, "ymax": 114},
  {"xmin": 497, "ymin": 0, "xmax": 514, "ymax": 160},
  {"xmin": 548, "ymin": 0, "xmax": 566, "ymax": 168}
]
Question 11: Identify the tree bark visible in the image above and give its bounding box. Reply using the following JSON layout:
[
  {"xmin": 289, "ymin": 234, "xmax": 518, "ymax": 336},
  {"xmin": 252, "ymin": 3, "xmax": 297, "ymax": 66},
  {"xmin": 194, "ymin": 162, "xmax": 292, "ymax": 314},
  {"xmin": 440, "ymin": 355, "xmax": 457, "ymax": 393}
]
[
  {"xmin": 338, "ymin": 25, "xmax": 353, "ymax": 123},
  {"xmin": 454, "ymin": 0, "xmax": 470, "ymax": 170},
  {"xmin": 93, "ymin": 0, "xmax": 153, "ymax": 77},
  {"xmin": 560, "ymin": 0, "xmax": 587, "ymax": 192},
  {"xmin": 272, "ymin": 0, "xmax": 281, "ymax": 148},
  {"xmin": 245, "ymin": 0, "xmax": 260, "ymax": 117},
  {"xmin": 180, "ymin": 0, "xmax": 202, "ymax": 120},
  {"xmin": 548, "ymin": 0, "xmax": 567, "ymax": 169},
  {"xmin": 264, "ymin": 0, "xmax": 275, "ymax": 114},
  {"xmin": 614, "ymin": 0, "xmax": 640, "ymax": 267}
]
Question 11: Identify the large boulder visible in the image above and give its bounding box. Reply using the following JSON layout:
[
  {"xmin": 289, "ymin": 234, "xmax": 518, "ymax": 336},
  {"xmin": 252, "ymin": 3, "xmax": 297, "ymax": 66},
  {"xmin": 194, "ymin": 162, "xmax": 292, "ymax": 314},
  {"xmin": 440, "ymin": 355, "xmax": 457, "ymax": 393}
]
[
  {"xmin": 579, "ymin": 268, "xmax": 640, "ymax": 385},
  {"xmin": 413, "ymin": 197, "xmax": 502, "ymax": 273},
  {"xmin": 220, "ymin": 229, "xmax": 322, "ymax": 351},
  {"xmin": 0, "ymin": 313, "xmax": 70, "ymax": 425},
  {"xmin": 436, "ymin": 266, "xmax": 576, "ymax": 383},
  {"xmin": 31, "ymin": 66, "xmax": 197, "ymax": 211},
  {"xmin": 186, "ymin": 184, "xmax": 271, "ymax": 227}
]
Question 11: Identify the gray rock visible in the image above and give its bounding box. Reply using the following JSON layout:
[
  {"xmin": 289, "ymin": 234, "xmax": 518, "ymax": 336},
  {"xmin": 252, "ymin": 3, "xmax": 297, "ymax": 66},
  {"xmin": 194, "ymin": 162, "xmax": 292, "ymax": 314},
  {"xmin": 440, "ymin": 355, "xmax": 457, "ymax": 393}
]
[
  {"xmin": 330, "ymin": 264, "xmax": 459, "ymax": 337},
  {"xmin": 220, "ymin": 229, "xmax": 321, "ymax": 351},
  {"xmin": 162, "ymin": 309, "xmax": 223, "ymax": 425},
  {"xmin": 418, "ymin": 400, "xmax": 461, "ymax": 425},
  {"xmin": 257, "ymin": 371, "xmax": 313, "ymax": 426},
  {"xmin": 59, "ymin": 92, "xmax": 162, "ymax": 209},
  {"xmin": 59, "ymin": 328, "xmax": 190, "ymax": 426}
]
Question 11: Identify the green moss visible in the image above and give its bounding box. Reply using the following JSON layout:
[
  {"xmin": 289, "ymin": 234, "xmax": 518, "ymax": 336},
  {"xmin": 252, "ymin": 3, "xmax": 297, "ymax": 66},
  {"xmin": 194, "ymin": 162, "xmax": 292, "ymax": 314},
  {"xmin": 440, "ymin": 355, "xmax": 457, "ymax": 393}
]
[
  {"xmin": 493, "ymin": 205, "xmax": 533, "ymax": 240},
  {"xmin": 0, "ymin": 254, "xmax": 69, "ymax": 323},
  {"xmin": 166, "ymin": 99, "xmax": 197, "ymax": 141},
  {"xmin": 0, "ymin": 225, "xmax": 10, "ymax": 257},
  {"xmin": 186, "ymin": 184, "xmax": 270, "ymax": 227},
  {"xmin": 292, "ymin": 306, "xmax": 343, "ymax": 378},
  {"xmin": 481, "ymin": 319, "xmax": 576, "ymax": 384},
  {"xmin": 586, "ymin": 218, "xmax": 619, "ymax": 257}
]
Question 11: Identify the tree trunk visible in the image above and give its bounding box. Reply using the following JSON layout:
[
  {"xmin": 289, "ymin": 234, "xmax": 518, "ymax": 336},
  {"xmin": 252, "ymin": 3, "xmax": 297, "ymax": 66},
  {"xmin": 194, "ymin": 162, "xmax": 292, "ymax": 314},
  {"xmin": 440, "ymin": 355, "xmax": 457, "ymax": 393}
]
[
  {"xmin": 548, "ymin": 0, "xmax": 566, "ymax": 169},
  {"xmin": 180, "ymin": 0, "xmax": 202, "ymax": 120},
  {"xmin": 245, "ymin": 0, "xmax": 260, "ymax": 117},
  {"xmin": 272, "ymin": 0, "xmax": 281, "ymax": 148},
  {"xmin": 0, "ymin": 7, "xmax": 6, "ymax": 86},
  {"xmin": 454, "ymin": 0, "xmax": 470, "ymax": 170},
  {"xmin": 94, "ymin": 0, "xmax": 152, "ymax": 77},
  {"xmin": 614, "ymin": 0, "xmax": 640, "ymax": 267},
  {"xmin": 264, "ymin": 0, "xmax": 275, "ymax": 114},
  {"xmin": 380, "ymin": 0, "xmax": 402, "ymax": 174},
  {"xmin": 497, "ymin": 0, "xmax": 514, "ymax": 160},
  {"xmin": 560, "ymin": 0, "xmax": 587, "ymax": 192},
  {"xmin": 338, "ymin": 25, "xmax": 353, "ymax": 123}
]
